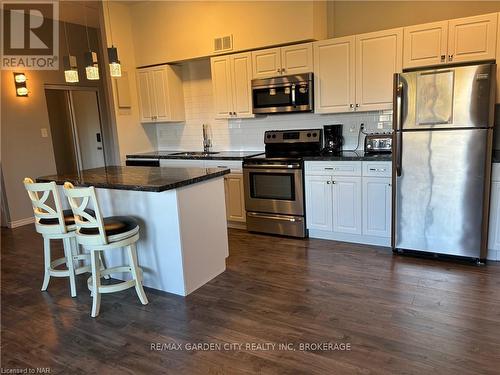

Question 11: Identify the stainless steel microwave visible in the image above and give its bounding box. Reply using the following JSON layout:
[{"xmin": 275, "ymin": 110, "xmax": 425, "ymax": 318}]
[{"xmin": 251, "ymin": 73, "xmax": 313, "ymax": 114}]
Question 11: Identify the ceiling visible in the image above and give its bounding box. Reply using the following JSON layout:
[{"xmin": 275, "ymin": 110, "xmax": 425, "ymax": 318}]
[{"xmin": 59, "ymin": 1, "xmax": 101, "ymax": 28}]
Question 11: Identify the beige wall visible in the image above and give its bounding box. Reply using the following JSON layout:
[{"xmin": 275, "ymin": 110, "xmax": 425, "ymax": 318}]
[
  {"xmin": 330, "ymin": 1, "xmax": 500, "ymax": 37},
  {"xmin": 127, "ymin": 1, "xmax": 327, "ymax": 66},
  {"xmin": 103, "ymin": 2, "xmax": 157, "ymax": 163},
  {"xmin": 1, "ymin": 23, "xmax": 109, "ymax": 224}
]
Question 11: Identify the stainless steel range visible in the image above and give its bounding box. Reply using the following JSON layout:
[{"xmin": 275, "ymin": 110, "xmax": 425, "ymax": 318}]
[{"xmin": 243, "ymin": 129, "xmax": 322, "ymax": 238}]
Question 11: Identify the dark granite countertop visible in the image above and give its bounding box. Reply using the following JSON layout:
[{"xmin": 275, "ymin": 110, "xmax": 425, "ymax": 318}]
[
  {"xmin": 303, "ymin": 151, "xmax": 392, "ymax": 162},
  {"xmin": 37, "ymin": 166, "xmax": 230, "ymax": 192},
  {"xmin": 493, "ymin": 150, "xmax": 500, "ymax": 163},
  {"xmin": 126, "ymin": 150, "xmax": 264, "ymax": 160}
]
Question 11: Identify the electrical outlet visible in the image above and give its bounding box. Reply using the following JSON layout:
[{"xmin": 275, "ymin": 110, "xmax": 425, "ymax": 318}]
[{"xmin": 40, "ymin": 128, "xmax": 48, "ymax": 138}]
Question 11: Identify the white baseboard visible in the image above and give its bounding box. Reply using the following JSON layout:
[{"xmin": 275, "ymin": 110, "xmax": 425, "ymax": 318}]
[
  {"xmin": 308, "ymin": 229, "xmax": 391, "ymax": 247},
  {"xmin": 9, "ymin": 217, "xmax": 34, "ymax": 228},
  {"xmin": 227, "ymin": 221, "xmax": 246, "ymax": 230}
]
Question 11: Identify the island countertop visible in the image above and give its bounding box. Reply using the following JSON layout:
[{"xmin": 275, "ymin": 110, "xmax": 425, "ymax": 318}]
[{"xmin": 37, "ymin": 166, "xmax": 230, "ymax": 192}]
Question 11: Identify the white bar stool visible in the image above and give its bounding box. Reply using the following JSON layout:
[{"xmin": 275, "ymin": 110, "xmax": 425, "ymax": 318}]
[
  {"xmin": 63, "ymin": 182, "xmax": 148, "ymax": 317},
  {"xmin": 23, "ymin": 178, "xmax": 92, "ymax": 297}
]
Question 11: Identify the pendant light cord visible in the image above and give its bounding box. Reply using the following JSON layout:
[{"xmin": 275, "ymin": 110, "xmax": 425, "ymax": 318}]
[
  {"xmin": 84, "ymin": 3, "xmax": 91, "ymax": 51},
  {"xmin": 106, "ymin": 0, "xmax": 114, "ymax": 45},
  {"xmin": 63, "ymin": 21, "xmax": 70, "ymax": 55}
]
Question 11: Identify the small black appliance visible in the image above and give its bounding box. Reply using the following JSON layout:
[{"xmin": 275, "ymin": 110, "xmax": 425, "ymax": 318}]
[{"xmin": 322, "ymin": 124, "xmax": 343, "ymax": 154}]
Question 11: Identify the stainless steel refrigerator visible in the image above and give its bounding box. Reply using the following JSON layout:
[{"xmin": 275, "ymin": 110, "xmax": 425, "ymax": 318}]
[{"xmin": 392, "ymin": 63, "xmax": 496, "ymax": 261}]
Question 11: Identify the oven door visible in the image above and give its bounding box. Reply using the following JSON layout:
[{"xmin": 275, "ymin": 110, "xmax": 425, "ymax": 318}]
[{"xmin": 243, "ymin": 165, "xmax": 304, "ymax": 215}]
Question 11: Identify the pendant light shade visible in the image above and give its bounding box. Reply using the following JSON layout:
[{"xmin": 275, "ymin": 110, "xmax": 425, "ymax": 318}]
[
  {"xmin": 84, "ymin": 51, "xmax": 99, "ymax": 80},
  {"xmin": 63, "ymin": 55, "xmax": 79, "ymax": 83},
  {"xmin": 108, "ymin": 45, "xmax": 122, "ymax": 77}
]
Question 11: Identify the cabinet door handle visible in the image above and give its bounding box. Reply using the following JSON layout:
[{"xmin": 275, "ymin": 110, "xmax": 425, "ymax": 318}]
[
  {"xmin": 332, "ymin": 181, "xmax": 336, "ymax": 184},
  {"xmin": 277, "ymin": 68, "xmax": 281, "ymax": 74},
  {"xmin": 355, "ymin": 104, "xmax": 359, "ymax": 108},
  {"xmin": 448, "ymin": 55, "xmax": 453, "ymax": 61},
  {"xmin": 326, "ymin": 181, "xmax": 331, "ymax": 184},
  {"xmin": 440, "ymin": 55, "xmax": 446, "ymax": 62},
  {"xmin": 350, "ymin": 104, "xmax": 354, "ymax": 110},
  {"xmin": 282, "ymin": 68, "xmax": 286, "ymax": 73}
]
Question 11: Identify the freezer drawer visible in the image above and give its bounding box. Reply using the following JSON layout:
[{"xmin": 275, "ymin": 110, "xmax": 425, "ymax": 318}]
[{"xmin": 394, "ymin": 129, "xmax": 489, "ymax": 258}]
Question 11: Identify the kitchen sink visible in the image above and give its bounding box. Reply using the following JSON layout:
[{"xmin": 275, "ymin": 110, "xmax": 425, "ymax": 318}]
[{"xmin": 169, "ymin": 151, "xmax": 220, "ymax": 156}]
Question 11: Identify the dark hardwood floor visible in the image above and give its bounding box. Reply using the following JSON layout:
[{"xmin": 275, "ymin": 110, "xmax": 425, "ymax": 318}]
[{"xmin": 2, "ymin": 225, "xmax": 500, "ymax": 374}]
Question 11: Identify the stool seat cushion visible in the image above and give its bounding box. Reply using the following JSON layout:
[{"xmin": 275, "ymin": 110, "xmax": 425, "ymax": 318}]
[
  {"xmin": 39, "ymin": 209, "xmax": 95, "ymax": 226},
  {"xmin": 79, "ymin": 216, "xmax": 139, "ymax": 237}
]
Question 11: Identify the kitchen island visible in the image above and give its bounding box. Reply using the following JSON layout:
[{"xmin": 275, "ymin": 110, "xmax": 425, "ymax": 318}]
[{"xmin": 37, "ymin": 166, "xmax": 230, "ymax": 296}]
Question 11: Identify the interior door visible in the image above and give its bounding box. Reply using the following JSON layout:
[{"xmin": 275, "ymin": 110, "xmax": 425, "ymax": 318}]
[
  {"xmin": 71, "ymin": 90, "xmax": 106, "ymax": 170},
  {"xmin": 45, "ymin": 89, "xmax": 79, "ymax": 175}
]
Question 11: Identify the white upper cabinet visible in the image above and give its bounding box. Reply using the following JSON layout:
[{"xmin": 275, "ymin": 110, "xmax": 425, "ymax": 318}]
[
  {"xmin": 314, "ymin": 36, "xmax": 355, "ymax": 114},
  {"xmin": 448, "ymin": 13, "xmax": 498, "ymax": 63},
  {"xmin": 403, "ymin": 21, "xmax": 448, "ymax": 69},
  {"xmin": 403, "ymin": 13, "xmax": 498, "ymax": 69},
  {"xmin": 252, "ymin": 43, "xmax": 313, "ymax": 79},
  {"xmin": 137, "ymin": 65, "xmax": 185, "ymax": 123},
  {"xmin": 280, "ymin": 43, "xmax": 314, "ymax": 76},
  {"xmin": 211, "ymin": 52, "xmax": 253, "ymax": 119},
  {"xmin": 211, "ymin": 55, "xmax": 234, "ymax": 118},
  {"xmin": 355, "ymin": 28, "xmax": 403, "ymax": 112},
  {"xmin": 252, "ymin": 47, "xmax": 282, "ymax": 78},
  {"xmin": 497, "ymin": 13, "xmax": 500, "ymax": 103},
  {"xmin": 231, "ymin": 53, "xmax": 253, "ymax": 118}
]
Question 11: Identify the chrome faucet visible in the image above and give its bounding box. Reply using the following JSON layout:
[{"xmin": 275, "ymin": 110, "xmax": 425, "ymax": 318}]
[{"xmin": 202, "ymin": 124, "xmax": 212, "ymax": 153}]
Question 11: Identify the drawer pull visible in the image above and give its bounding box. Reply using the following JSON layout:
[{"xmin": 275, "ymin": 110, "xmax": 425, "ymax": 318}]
[
  {"xmin": 324, "ymin": 167, "xmax": 334, "ymax": 170},
  {"xmin": 369, "ymin": 168, "xmax": 387, "ymax": 172}
]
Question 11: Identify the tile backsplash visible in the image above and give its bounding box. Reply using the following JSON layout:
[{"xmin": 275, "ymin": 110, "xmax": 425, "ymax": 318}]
[{"xmin": 156, "ymin": 59, "xmax": 392, "ymax": 151}]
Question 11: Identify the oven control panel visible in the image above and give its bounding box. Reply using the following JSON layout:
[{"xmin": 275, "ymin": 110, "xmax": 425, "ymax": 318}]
[{"xmin": 264, "ymin": 129, "xmax": 322, "ymax": 144}]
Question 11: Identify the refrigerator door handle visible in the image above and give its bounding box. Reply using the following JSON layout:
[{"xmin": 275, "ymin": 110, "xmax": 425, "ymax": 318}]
[{"xmin": 395, "ymin": 80, "xmax": 403, "ymax": 177}]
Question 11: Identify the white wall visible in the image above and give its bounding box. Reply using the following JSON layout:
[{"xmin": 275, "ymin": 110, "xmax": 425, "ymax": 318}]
[{"xmin": 156, "ymin": 59, "xmax": 392, "ymax": 152}]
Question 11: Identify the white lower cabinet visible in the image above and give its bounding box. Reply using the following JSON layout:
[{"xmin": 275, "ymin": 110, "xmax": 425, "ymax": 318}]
[
  {"xmin": 362, "ymin": 177, "xmax": 392, "ymax": 238},
  {"xmin": 332, "ymin": 177, "xmax": 362, "ymax": 235},
  {"xmin": 305, "ymin": 161, "xmax": 391, "ymax": 246},
  {"xmin": 159, "ymin": 159, "xmax": 246, "ymax": 226},
  {"xmin": 305, "ymin": 175, "xmax": 333, "ymax": 231},
  {"xmin": 488, "ymin": 164, "xmax": 500, "ymax": 260}
]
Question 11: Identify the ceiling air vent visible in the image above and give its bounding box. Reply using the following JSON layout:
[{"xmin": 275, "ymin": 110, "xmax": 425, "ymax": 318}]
[{"xmin": 214, "ymin": 35, "xmax": 233, "ymax": 53}]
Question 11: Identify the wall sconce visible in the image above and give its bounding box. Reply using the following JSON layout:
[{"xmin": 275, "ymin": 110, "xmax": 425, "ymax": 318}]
[
  {"xmin": 13, "ymin": 73, "xmax": 28, "ymax": 96},
  {"xmin": 84, "ymin": 51, "xmax": 99, "ymax": 80}
]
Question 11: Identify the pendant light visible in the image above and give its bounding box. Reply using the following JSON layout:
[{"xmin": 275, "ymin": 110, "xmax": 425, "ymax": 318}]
[
  {"xmin": 106, "ymin": 1, "xmax": 121, "ymax": 77},
  {"xmin": 63, "ymin": 21, "xmax": 79, "ymax": 83},
  {"xmin": 83, "ymin": 4, "xmax": 99, "ymax": 80}
]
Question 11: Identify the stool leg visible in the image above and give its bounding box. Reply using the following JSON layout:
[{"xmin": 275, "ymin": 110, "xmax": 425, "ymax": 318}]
[
  {"xmin": 41, "ymin": 237, "xmax": 51, "ymax": 291},
  {"xmin": 127, "ymin": 243, "xmax": 148, "ymax": 305},
  {"xmin": 90, "ymin": 250, "xmax": 101, "ymax": 317},
  {"xmin": 98, "ymin": 251, "xmax": 110, "ymax": 280},
  {"xmin": 63, "ymin": 237, "xmax": 77, "ymax": 298}
]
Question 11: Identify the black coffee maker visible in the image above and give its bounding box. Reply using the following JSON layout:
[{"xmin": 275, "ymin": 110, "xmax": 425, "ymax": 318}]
[{"xmin": 322, "ymin": 124, "xmax": 344, "ymax": 154}]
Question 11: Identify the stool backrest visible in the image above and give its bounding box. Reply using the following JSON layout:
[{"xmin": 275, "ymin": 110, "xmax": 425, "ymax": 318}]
[
  {"xmin": 23, "ymin": 177, "xmax": 67, "ymax": 234},
  {"xmin": 63, "ymin": 182, "xmax": 107, "ymax": 246}
]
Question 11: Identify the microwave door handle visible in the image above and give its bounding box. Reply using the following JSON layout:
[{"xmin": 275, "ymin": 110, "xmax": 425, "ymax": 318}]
[{"xmin": 291, "ymin": 84, "xmax": 296, "ymax": 106}]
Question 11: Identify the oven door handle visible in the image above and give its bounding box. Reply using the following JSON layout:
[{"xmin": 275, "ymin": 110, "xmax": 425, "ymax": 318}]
[
  {"xmin": 244, "ymin": 163, "xmax": 301, "ymax": 169},
  {"xmin": 291, "ymin": 84, "xmax": 296, "ymax": 106},
  {"xmin": 247, "ymin": 212, "xmax": 301, "ymax": 222}
]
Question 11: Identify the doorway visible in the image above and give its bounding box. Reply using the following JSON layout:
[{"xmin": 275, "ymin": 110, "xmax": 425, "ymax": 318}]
[{"xmin": 45, "ymin": 87, "xmax": 106, "ymax": 175}]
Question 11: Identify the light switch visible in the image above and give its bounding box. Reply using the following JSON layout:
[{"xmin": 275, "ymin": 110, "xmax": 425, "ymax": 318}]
[{"xmin": 40, "ymin": 128, "xmax": 48, "ymax": 138}]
